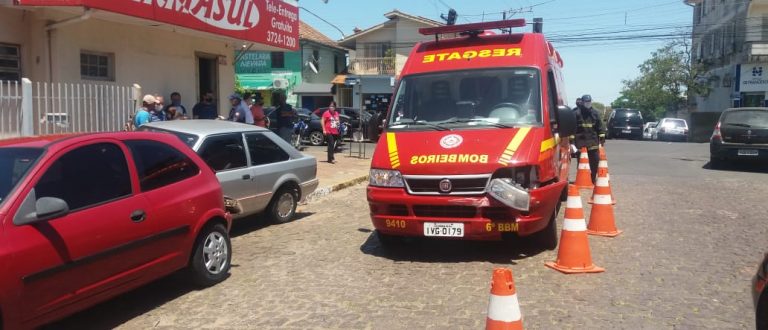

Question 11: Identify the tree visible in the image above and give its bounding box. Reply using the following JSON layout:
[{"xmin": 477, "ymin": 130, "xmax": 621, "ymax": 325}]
[{"xmin": 611, "ymin": 38, "xmax": 705, "ymax": 122}]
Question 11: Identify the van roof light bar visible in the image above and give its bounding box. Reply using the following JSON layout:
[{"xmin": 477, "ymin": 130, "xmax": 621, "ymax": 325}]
[{"xmin": 418, "ymin": 19, "xmax": 527, "ymax": 36}]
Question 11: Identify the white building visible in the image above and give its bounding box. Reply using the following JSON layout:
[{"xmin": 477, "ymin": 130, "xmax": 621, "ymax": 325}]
[
  {"xmin": 0, "ymin": 0, "xmax": 298, "ymax": 135},
  {"xmin": 338, "ymin": 10, "xmax": 443, "ymax": 112}
]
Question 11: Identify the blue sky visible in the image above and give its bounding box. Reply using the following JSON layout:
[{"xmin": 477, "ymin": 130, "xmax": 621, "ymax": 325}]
[{"xmin": 296, "ymin": 0, "xmax": 693, "ymax": 107}]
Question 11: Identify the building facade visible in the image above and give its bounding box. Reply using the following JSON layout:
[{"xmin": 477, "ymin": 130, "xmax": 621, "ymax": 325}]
[
  {"xmin": 236, "ymin": 21, "xmax": 347, "ymax": 109},
  {"xmin": 687, "ymin": 0, "xmax": 768, "ymax": 112},
  {"xmin": 338, "ymin": 10, "xmax": 443, "ymax": 113},
  {"xmin": 0, "ymin": 0, "xmax": 298, "ymax": 127}
]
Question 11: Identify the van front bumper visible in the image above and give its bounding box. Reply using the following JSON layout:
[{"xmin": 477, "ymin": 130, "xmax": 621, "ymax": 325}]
[{"xmin": 366, "ymin": 181, "xmax": 565, "ymax": 240}]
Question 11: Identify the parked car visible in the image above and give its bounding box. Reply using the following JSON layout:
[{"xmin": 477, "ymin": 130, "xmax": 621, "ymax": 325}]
[
  {"xmin": 710, "ymin": 107, "xmax": 768, "ymax": 168},
  {"xmin": 607, "ymin": 108, "xmax": 644, "ymax": 139},
  {"xmin": 655, "ymin": 118, "xmax": 689, "ymax": 142},
  {"xmin": 0, "ymin": 132, "xmax": 232, "ymax": 329},
  {"xmin": 271, "ymin": 108, "xmax": 351, "ymax": 146},
  {"xmin": 754, "ymin": 253, "xmax": 768, "ymax": 329},
  {"xmin": 643, "ymin": 121, "xmax": 658, "ymax": 140},
  {"xmin": 141, "ymin": 120, "xmax": 319, "ymax": 223}
]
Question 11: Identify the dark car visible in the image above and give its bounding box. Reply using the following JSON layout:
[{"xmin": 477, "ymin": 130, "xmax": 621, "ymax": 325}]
[
  {"xmin": 754, "ymin": 253, "xmax": 768, "ymax": 329},
  {"xmin": 267, "ymin": 107, "xmax": 350, "ymax": 146},
  {"xmin": 710, "ymin": 107, "xmax": 768, "ymax": 168},
  {"xmin": 607, "ymin": 108, "xmax": 644, "ymax": 139},
  {"xmin": 315, "ymin": 107, "xmax": 371, "ymax": 140}
]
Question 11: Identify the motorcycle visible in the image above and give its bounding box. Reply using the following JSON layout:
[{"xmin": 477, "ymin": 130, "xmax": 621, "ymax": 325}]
[{"xmin": 291, "ymin": 117, "xmax": 309, "ymax": 149}]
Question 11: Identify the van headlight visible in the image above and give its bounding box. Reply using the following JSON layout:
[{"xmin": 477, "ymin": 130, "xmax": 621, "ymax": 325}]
[
  {"xmin": 369, "ymin": 169, "xmax": 405, "ymax": 187},
  {"xmin": 487, "ymin": 178, "xmax": 530, "ymax": 211}
]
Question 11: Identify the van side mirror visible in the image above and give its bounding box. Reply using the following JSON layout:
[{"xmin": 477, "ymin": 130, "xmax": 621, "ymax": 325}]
[{"xmin": 556, "ymin": 105, "xmax": 577, "ymax": 137}]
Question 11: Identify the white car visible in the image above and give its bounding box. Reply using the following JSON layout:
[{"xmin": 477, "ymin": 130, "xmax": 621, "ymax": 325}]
[
  {"xmin": 654, "ymin": 118, "xmax": 689, "ymax": 142},
  {"xmin": 643, "ymin": 121, "xmax": 657, "ymax": 140}
]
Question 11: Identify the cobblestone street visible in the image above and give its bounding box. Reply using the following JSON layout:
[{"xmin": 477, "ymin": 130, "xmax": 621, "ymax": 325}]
[{"xmin": 52, "ymin": 141, "xmax": 768, "ymax": 329}]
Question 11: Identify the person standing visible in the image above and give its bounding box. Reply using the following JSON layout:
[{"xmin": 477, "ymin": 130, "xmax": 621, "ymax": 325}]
[
  {"xmin": 321, "ymin": 101, "xmax": 341, "ymax": 164},
  {"xmin": 193, "ymin": 92, "xmax": 218, "ymax": 119},
  {"xmin": 164, "ymin": 92, "xmax": 188, "ymax": 119},
  {"xmin": 151, "ymin": 95, "xmax": 165, "ymax": 122},
  {"xmin": 573, "ymin": 97, "xmax": 582, "ymax": 111},
  {"xmin": 247, "ymin": 95, "xmax": 268, "ymax": 128},
  {"xmin": 227, "ymin": 93, "xmax": 253, "ymax": 124},
  {"xmin": 274, "ymin": 91, "xmax": 296, "ymax": 142},
  {"xmin": 572, "ymin": 94, "xmax": 606, "ymax": 183},
  {"xmin": 134, "ymin": 94, "xmax": 157, "ymax": 128}
]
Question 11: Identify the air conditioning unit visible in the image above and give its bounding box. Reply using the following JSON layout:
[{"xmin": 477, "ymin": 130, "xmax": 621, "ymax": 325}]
[{"xmin": 273, "ymin": 78, "xmax": 289, "ymax": 89}]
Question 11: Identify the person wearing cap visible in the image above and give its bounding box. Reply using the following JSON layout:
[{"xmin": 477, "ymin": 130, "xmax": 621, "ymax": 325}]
[
  {"xmin": 573, "ymin": 97, "xmax": 582, "ymax": 111},
  {"xmin": 572, "ymin": 94, "xmax": 606, "ymax": 183},
  {"xmin": 134, "ymin": 94, "xmax": 157, "ymax": 128},
  {"xmin": 227, "ymin": 93, "xmax": 254, "ymax": 124}
]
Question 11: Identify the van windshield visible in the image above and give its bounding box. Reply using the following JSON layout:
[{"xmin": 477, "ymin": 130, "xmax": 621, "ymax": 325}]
[
  {"xmin": 388, "ymin": 68, "xmax": 542, "ymax": 130},
  {"xmin": 0, "ymin": 147, "xmax": 43, "ymax": 207}
]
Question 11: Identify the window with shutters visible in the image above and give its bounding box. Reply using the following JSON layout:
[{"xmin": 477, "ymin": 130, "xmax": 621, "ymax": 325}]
[{"xmin": 0, "ymin": 43, "xmax": 21, "ymax": 82}]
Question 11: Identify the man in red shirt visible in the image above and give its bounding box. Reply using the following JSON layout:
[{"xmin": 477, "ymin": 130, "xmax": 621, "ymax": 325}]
[{"xmin": 321, "ymin": 101, "xmax": 340, "ymax": 163}]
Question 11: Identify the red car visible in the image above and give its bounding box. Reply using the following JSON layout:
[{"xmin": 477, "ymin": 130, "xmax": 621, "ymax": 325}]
[{"xmin": 0, "ymin": 132, "xmax": 232, "ymax": 329}]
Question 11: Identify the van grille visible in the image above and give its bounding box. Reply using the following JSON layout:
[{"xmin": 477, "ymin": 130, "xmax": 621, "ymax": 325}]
[{"xmin": 403, "ymin": 175, "xmax": 490, "ymax": 195}]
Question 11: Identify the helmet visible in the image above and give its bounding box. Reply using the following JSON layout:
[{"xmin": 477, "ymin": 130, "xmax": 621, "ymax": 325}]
[{"xmin": 581, "ymin": 94, "xmax": 592, "ymax": 102}]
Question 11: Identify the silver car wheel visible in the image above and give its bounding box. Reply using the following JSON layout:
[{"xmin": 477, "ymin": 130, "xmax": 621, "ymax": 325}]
[
  {"xmin": 309, "ymin": 131, "xmax": 325, "ymax": 146},
  {"xmin": 277, "ymin": 192, "xmax": 295, "ymax": 218},
  {"xmin": 202, "ymin": 232, "xmax": 229, "ymax": 275}
]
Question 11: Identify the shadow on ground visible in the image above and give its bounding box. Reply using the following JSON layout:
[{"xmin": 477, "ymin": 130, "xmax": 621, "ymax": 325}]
[
  {"xmin": 229, "ymin": 211, "xmax": 314, "ymax": 238},
  {"xmin": 359, "ymin": 231, "xmax": 551, "ymax": 264},
  {"xmin": 704, "ymin": 161, "xmax": 768, "ymax": 174}
]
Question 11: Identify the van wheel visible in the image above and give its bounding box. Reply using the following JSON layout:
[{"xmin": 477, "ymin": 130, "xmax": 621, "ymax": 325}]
[
  {"xmin": 188, "ymin": 223, "xmax": 231, "ymax": 287},
  {"xmin": 268, "ymin": 186, "xmax": 298, "ymax": 224},
  {"xmin": 531, "ymin": 203, "xmax": 559, "ymax": 250}
]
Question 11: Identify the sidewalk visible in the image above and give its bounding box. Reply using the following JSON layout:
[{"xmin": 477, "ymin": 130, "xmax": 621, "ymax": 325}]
[{"xmin": 300, "ymin": 141, "xmax": 376, "ymax": 203}]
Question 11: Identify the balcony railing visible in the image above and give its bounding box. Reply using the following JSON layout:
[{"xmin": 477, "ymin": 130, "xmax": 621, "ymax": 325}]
[{"xmin": 348, "ymin": 57, "xmax": 396, "ymax": 75}]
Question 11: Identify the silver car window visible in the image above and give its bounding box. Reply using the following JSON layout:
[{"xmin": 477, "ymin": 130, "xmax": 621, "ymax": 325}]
[
  {"xmin": 198, "ymin": 134, "xmax": 248, "ymax": 172},
  {"xmin": 245, "ymin": 133, "xmax": 289, "ymax": 166}
]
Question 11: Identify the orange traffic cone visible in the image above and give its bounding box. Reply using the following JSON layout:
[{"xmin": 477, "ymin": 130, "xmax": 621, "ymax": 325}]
[
  {"xmin": 545, "ymin": 185, "xmax": 605, "ymax": 274},
  {"xmin": 587, "ymin": 168, "xmax": 622, "ymax": 237},
  {"xmin": 589, "ymin": 147, "xmax": 616, "ymax": 205},
  {"xmin": 574, "ymin": 147, "xmax": 594, "ymax": 190},
  {"xmin": 486, "ymin": 268, "xmax": 523, "ymax": 330}
]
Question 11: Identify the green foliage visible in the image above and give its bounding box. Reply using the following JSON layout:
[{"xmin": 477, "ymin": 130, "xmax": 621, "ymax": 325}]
[{"xmin": 611, "ymin": 40, "xmax": 705, "ymax": 122}]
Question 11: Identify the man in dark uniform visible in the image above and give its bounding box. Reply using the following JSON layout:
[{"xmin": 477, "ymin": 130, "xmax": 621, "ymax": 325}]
[
  {"xmin": 572, "ymin": 94, "xmax": 606, "ymax": 183},
  {"xmin": 573, "ymin": 97, "xmax": 582, "ymax": 111}
]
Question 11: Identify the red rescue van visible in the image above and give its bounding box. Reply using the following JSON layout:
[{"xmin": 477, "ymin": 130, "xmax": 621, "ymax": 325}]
[{"xmin": 367, "ymin": 19, "xmax": 577, "ymax": 249}]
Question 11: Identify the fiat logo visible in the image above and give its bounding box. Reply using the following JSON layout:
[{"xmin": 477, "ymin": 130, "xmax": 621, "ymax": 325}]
[
  {"xmin": 440, "ymin": 134, "xmax": 463, "ymax": 149},
  {"xmin": 439, "ymin": 179, "xmax": 452, "ymax": 193}
]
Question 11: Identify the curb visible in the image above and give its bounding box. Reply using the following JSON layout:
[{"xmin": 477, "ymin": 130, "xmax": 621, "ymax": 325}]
[{"xmin": 303, "ymin": 175, "xmax": 369, "ymax": 204}]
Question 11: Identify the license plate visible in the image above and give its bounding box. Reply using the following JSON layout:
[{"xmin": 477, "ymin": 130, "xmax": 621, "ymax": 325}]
[
  {"xmin": 424, "ymin": 222, "xmax": 464, "ymax": 237},
  {"xmin": 738, "ymin": 149, "xmax": 759, "ymax": 156},
  {"xmin": 622, "ymin": 129, "xmax": 632, "ymax": 134}
]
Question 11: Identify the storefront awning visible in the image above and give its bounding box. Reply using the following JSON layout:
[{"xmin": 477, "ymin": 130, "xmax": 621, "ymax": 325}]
[
  {"xmin": 16, "ymin": 0, "xmax": 299, "ymax": 51},
  {"xmin": 237, "ymin": 75, "xmax": 274, "ymax": 90},
  {"xmin": 331, "ymin": 74, "xmax": 347, "ymax": 84},
  {"xmin": 293, "ymin": 83, "xmax": 333, "ymax": 95}
]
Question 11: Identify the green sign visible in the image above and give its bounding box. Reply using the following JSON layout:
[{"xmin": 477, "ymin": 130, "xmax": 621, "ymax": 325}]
[{"xmin": 236, "ymin": 52, "xmax": 272, "ymax": 74}]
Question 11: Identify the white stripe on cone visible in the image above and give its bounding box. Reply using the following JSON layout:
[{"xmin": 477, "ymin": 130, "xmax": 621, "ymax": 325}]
[
  {"xmin": 595, "ymin": 176, "xmax": 609, "ymax": 187},
  {"xmin": 598, "ymin": 160, "xmax": 608, "ymax": 168},
  {"xmin": 487, "ymin": 293, "xmax": 522, "ymax": 322},
  {"xmin": 593, "ymin": 194, "xmax": 612, "ymax": 205},
  {"xmin": 563, "ymin": 218, "xmax": 587, "ymax": 231},
  {"xmin": 566, "ymin": 196, "xmax": 583, "ymax": 208},
  {"xmin": 580, "ymin": 153, "xmax": 588, "ymax": 159},
  {"xmin": 578, "ymin": 163, "xmax": 590, "ymax": 170}
]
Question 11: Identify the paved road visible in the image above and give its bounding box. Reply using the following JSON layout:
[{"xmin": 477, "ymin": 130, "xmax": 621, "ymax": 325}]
[{"xmin": 51, "ymin": 140, "xmax": 768, "ymax": 329}]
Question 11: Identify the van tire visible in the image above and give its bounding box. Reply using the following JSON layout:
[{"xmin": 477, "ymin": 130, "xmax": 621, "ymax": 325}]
[{"xmin": 531, "ymin": 203, "xmax": 559, "ymax": 250}]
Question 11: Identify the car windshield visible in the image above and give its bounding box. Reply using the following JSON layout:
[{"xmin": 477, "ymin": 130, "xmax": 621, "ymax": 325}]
[
  {"xmin": 662, "ymin": 119, "xmax": 686, "ymax": 128},
  {"xmin": 388, "ymin": 68, "xmax": 542, "ymax": 130},
  {"xmin": 138, "ymin": 127, "xmax": 200, "ymax": 147},
  {"xmin": 723, "ymin": 110, "xmax": 768, "ymax": 128},
  {"xmin": 0, "ymin": 147, "xmax": 43, "ymax": 207}
]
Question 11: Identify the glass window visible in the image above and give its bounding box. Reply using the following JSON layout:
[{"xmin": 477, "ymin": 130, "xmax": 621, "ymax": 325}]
[
  {"xmin": 80, "ymin": 51, "xmax": 114, "ymax": 81},
  {"xmin": 0, "ymin": 43, "xmax": 21, "ymax": 82},
  {"xmin": 198, "ymin": 134, "xmax": 248, "ymax": 171},
  {"xmin": 137, "ymin": 126, "xmax": 199, "ymax": 147},
  {"xmin": 35, "ymin": 143, "xmax": 131, "ymax": 211},
  {"xmin": 245, "ymin": 133, "xmax": 289, "ymax": 166},
  {"xmin": 722, "ymin": 110, "xmax": 768, "ymax": 128},
  {"xmin": 388, "ymin": 68, "xmax": 542, "ymax": 130},
  {"xmin": 125, "ymin": 140, "xmax": 200, "ymax": 191},
  {"xmin": 0, "ymin": 148, "xmax": 43, "ymax": 207}
]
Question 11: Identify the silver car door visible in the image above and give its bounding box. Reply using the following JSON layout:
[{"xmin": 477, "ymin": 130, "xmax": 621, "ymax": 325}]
[
  {"xmin": 196, "ymin": 133, "xmax": 256, "ymax": 214},
  {"xmin": 244, "ymin": 132, "xmax": 292, "ymax": 212}
]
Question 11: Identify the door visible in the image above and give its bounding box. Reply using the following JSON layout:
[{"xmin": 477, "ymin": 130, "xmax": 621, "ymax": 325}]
[
  {"xmin": 244, "ymin": 132, "xmax": 292, "ymax": 212},
  {"xmin": 197, "ymin": 55, "xmax": 219, "ymax": 108},
  {"xmin": 8, "ymin": 142, "xmax": 155, "ymax": 322},
  {"xmin": 197, "ymin": 133, "xmax": 256, "ymax": 213}
]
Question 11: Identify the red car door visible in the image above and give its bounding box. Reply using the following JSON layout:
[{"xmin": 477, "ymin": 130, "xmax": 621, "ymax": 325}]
[{"xmin": 5, "ymin": 141, "xmax": 164, "ymax": 324}]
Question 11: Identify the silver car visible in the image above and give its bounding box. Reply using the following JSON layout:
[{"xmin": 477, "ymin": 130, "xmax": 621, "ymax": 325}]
[
  {"xmin": 643, "ymin": 121, "xmax": 657, "ymax": 140},
  {"xmin": 141, "ymin": 120, "xmax": 318, "ymax": 223}
]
